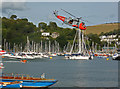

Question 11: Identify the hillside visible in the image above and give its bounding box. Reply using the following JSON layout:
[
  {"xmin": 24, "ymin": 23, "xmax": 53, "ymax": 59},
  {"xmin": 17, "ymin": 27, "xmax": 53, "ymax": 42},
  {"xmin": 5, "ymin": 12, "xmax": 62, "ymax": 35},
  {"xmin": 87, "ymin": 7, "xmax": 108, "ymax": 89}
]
[
  {"xmin": 86, "ymin": 23, "xmax": 119, "ymax": 35},
  {"xmin": 1, "ymin": 15, "xmax": 119, "ymax": 49}
]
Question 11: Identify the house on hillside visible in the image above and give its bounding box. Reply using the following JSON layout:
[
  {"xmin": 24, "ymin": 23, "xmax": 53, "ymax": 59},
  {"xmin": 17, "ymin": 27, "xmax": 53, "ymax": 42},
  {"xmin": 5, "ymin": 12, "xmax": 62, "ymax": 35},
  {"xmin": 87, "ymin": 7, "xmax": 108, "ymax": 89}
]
[
  {"xmin": 51, "ymin": 32, "xmax": 60, "ymax": 38},
  {"xmin": 99, "ymin": 35, "xmax": 106, "ymax": 39},
  {"xmin": 41, "ymin": 32, "xmax": 50, "ymax": 36},
  {"xmin": 40, "ymin": 29, "xmax": 44, "ymax": 32},
  {"xmin": 99, "ymin": 35, "xmax": 118, "ymax": 43},
  {"xmin": 106, "ymin": 35, "xmax": 117, "ymax": 39},
  {"xmin": 118, "ymin": 35, "xmax": 120, "ymax": 38}
]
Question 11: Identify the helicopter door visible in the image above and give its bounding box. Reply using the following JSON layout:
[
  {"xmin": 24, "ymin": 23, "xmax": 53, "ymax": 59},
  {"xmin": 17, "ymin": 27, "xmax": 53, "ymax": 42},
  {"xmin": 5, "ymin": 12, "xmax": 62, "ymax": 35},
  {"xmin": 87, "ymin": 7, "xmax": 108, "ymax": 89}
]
[{"xmin": 72, "ymin": 21, "xmax": 78, "ymax": 25}]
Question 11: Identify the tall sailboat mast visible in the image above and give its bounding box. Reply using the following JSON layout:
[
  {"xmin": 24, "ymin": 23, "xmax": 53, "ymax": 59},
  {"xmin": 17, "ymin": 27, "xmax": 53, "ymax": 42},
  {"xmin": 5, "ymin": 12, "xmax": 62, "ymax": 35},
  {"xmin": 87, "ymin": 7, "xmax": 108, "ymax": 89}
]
[
  {"xmin": 78, "ymin": 29, "xmax": 81, "ymax": 54},
  {"xmin": 49, "ymin": 40, "xmax": 51, "ymax": 53},
  {"xmin": 41, "ymin": 40, "xmax": 42, "ymax": 53}
]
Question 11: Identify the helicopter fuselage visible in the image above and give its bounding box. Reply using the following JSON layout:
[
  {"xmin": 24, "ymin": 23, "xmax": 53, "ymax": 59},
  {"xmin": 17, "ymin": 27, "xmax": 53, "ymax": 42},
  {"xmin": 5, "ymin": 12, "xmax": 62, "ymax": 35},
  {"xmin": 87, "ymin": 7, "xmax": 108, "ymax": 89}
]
[{"xmin": 56, "ymin": 15, "xmax": 86, "ymax": 30}]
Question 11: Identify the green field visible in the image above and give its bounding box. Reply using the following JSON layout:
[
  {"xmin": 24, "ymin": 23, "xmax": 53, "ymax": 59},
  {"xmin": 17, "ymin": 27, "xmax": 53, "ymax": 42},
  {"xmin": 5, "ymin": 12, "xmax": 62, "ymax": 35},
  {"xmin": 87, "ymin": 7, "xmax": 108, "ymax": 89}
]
[{"xmin": 86, "ymin": 23, "xmax": 119, "ymax": 35}]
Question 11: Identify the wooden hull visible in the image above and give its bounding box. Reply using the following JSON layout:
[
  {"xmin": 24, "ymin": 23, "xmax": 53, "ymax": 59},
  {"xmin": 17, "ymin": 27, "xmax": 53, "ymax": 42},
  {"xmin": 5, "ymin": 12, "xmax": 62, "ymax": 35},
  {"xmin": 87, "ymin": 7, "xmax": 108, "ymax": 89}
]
[
  {"xmin": 0, "ymin": 81, "xmax": 22, "ymax": 88},
  {"xmin": 2, "ymin": 77, "xmax": 57, "ymax": 88}
]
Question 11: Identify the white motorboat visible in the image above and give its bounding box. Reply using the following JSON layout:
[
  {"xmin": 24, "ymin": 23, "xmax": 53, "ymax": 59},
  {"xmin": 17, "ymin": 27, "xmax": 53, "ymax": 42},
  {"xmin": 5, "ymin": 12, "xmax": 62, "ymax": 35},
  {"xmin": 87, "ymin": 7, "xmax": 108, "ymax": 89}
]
[{"xmin": 112, "ymin": 50, "xmax": 120, "ymax": 60}]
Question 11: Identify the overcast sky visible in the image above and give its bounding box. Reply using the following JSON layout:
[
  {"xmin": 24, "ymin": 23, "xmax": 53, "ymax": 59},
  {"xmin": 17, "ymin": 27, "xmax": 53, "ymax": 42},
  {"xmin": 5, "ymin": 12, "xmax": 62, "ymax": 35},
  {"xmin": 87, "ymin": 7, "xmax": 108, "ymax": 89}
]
[{"xmin": 1, "ymin": 1, "xmax": 118, "ymax": 28}]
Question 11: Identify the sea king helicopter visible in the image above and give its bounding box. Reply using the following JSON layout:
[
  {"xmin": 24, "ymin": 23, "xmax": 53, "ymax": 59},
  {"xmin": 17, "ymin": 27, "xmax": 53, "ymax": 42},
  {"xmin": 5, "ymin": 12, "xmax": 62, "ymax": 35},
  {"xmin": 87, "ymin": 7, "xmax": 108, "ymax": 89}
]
[
  {"xmin": 53, "ymin": 9, "xmax": 87, "ymax": 30},
  {"xmin": 53, "ymin": 9, "xmax": 93, "ymax": 60}
]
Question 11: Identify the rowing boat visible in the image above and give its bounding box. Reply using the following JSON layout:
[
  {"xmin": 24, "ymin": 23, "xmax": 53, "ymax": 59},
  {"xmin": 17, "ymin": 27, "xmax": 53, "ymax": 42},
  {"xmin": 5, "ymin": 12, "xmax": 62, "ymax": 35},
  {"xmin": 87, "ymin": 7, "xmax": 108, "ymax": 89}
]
[
  {"xmin": 0, "ymin": 81, "xmax": 22, "ymax": 88},
  {"xmin": 1, "ymin": 73, "xmax": 57, "ymax": 88}
]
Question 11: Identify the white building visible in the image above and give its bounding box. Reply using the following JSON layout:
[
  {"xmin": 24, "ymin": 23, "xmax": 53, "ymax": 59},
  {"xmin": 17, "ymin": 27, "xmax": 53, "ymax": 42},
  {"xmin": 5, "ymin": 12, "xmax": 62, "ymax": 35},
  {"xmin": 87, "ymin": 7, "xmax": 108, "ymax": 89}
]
[
  {"xmin": 42, "ymin": 32, "xmax": 50, "ymax": 36},
  {"xmin": 118, "ymin": 35, "xmax": 120, "ymax": 38},
  {"xmin": 99, "ymin": 35, "xmax": 106, "ymax": 39},
  {"xmin": 51, "ymin": 32, "xmax": 60, "ymax": 38},
  {"xmin": 106, "ymin": 35, "xmax": 117, "ymax": 39},
  {"xmin": 99, "ymin": 35, "xmax": 119, "ymax": 44}
]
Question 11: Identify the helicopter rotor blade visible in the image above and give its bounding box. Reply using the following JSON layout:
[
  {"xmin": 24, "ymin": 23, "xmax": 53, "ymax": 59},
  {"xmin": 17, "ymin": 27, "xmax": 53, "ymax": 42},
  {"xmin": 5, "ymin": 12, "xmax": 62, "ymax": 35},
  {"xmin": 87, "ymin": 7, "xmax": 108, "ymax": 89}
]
[
  {"xmin": 77, "ymin": 17, "xmax": 89, "ymax": 22},
  {"xmin": 77, "ymin": 17, "xmax": 82, "ymax": 20},
  {"xmin": 61, "ymin": 9, "xmax": 92, "ymax": 23},
  {"xmin": 81, "ymin": 18, "xmax": 93, "ymax": 24},
  {"xmin": 61, "ymin": 9, "xmax": 76, "ymax": 18},
  {"xmin": 81, "ymin": 18, "xmax": 89, "ymax": 22}
]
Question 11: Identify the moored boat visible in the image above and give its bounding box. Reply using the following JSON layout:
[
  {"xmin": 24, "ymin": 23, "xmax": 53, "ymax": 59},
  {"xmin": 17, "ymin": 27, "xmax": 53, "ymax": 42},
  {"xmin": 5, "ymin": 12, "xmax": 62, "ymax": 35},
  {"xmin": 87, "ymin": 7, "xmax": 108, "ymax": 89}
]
[
  {"xmin": 94, "ymin": 53, "xmax": 109, "ymax": 58},
  {"xmin": 112, "ymin": 50, "xmax": 120, "ymax": 60},
  {"xmin": 0, "ymin": 63, "xmax": 5, "ymax": 69},
  {"xmin": 0, "ymin": 81, "xmax": 22, "ymax": 88},
  {"xmin": 65, "ymin": 53, "xmax": 90, "ymax": 60},
  {"xmin": 20, "ymin": 60, "xmax": 27, "ymax": 63},
  {"xmin": 0, "ymin": 66, "xmax": 5, "ymax": 69},
  {"xmin": 1, "ymin": 73, "xmax": 57, "ymax": 88}
]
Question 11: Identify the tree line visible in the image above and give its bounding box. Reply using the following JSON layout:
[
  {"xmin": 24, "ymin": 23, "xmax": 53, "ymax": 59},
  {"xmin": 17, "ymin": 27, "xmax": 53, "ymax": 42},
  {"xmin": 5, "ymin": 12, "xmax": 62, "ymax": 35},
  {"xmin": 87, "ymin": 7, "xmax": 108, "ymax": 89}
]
[
  {"xmin": 1, "ymin": 15, "xmax": 119, "ymax": 51},
  {"xmin": 2, "ymin": 15, "xmax": 75, "ymax": 50}
]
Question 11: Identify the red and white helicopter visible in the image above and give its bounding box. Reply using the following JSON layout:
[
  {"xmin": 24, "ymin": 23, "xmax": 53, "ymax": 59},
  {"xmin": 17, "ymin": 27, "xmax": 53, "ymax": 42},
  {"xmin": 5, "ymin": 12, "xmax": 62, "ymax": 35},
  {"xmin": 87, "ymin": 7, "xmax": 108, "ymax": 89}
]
[{"xmin": 53, "ymin": 9, "xmax": 87, "ymax": 30}]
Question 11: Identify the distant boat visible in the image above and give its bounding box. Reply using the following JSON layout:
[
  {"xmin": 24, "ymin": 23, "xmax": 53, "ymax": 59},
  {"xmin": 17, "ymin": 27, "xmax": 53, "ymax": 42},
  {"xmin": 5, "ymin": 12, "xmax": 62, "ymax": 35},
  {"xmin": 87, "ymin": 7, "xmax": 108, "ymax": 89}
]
[
  {"xmin": 1, "ymin": 73, "xmax": 57, "ymax": 88},
  {"xmin": 50, "ymin": 53, "xmax": 57, "ymax": 57},
  {"xmin": 0, "ymin": 63, "xmax": 5, "ymax": 69},
  {"xmin": 112, "ymin": 50, "xmax": 120, "ymax": 60},
  {"xmin": 94, "ymin": 53, "xmax": 109, "ymax": 58},
  {"xmin": 0, "ymin": 81, "xmax": 22, "ymax": 88},
  {"xmin": 20, "ymin": 60, "xmax": 27, "ymax": 63},
  {"xmin": 0, "ymin": 50, "xmax": 6, "ymax": 55},
  {"xmin": 0, "ymin": 66, "xmax": 5, "ymax": 69}
]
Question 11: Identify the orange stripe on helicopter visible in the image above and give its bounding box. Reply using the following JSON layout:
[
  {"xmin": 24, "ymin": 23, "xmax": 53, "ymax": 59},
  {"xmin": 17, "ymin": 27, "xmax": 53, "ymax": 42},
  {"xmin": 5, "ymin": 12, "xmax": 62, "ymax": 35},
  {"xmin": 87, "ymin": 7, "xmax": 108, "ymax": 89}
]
[
  {"xmin": 79, "ymin": 23, "xmax": 86, "ymax": 30},
  {"xmin": 57, "ymin": 15, "xmax": 65, "ymax": 22},
  {"xmin": 72, "ymin": 25, "xmax": 78, "ymax": 28}
]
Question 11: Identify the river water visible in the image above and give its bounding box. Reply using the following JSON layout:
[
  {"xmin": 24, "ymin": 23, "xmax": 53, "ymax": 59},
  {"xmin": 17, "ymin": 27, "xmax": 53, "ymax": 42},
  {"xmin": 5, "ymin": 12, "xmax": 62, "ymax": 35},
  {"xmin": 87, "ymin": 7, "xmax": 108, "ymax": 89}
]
[{"xmin": 2, "ymin": 56, "xmax": 118, "ymax": 87}]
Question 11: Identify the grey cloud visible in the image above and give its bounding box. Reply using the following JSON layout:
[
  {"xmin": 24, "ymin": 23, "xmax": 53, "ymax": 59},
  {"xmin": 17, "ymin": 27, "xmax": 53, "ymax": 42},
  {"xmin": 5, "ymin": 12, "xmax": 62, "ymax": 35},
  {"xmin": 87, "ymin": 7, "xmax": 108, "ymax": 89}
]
[{"xmin": 2, "ymin": 2, "xmax": 27, "ymax": 15}]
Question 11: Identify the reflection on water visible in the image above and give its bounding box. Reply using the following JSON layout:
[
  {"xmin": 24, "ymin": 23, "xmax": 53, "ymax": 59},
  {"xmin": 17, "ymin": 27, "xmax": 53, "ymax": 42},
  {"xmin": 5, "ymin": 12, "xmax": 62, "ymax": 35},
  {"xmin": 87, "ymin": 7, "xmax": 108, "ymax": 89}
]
[{"xmin": 2, "ymin": 56, "xmax": 118, "ymax": 87}]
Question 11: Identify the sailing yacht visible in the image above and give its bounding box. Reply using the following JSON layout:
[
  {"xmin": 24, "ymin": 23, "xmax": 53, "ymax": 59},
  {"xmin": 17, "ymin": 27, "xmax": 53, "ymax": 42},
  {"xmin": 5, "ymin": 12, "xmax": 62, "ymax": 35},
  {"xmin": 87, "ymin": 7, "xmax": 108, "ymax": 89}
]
[{"xmin": 65, "ymin": 29, "xmax": 93, "ymax": 60}]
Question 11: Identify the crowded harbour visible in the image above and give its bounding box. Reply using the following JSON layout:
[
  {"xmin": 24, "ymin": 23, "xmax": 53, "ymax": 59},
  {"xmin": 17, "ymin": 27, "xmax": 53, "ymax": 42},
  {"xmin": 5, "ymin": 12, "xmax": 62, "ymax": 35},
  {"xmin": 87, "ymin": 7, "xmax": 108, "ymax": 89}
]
[
  {"xmin": 1, "ymin": 35, "xmax": 119, "ymax": 61},
  {"xmin": 0, "ymin": 40, "xmax": 119, "ymax": 88},
  {"xmin": 0, "ymin": 39, "xmax": 119, "ymax": 88},
  {"xmin": 0, "ymin": 2, "xmax": 119, "ymax": 88}
]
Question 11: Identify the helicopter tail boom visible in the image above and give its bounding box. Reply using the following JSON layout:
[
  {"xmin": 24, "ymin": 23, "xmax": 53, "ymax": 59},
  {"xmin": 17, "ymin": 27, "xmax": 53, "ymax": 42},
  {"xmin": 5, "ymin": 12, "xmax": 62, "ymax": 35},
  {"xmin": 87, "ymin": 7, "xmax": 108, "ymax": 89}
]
[
  {"xmin": 57, "ymin": 15, "xmax": 65, "ymax": 22},
  {"xmin": 54, "ymin": 10, "xmax": 66, "ymax": 22}
]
